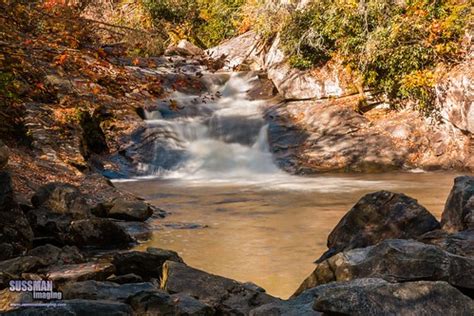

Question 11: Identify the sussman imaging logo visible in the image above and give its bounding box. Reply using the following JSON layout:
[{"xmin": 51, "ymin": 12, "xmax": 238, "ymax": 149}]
[{"xmin": 9, "ymin": 280, "xmax": 63, "ymax": 300}]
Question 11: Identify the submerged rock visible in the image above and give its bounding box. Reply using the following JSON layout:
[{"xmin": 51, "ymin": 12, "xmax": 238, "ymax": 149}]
[
  {"xmin": 113, "ymin": 248, "xmax": 183, "ymax": 280},
  {"xmin": 441, "ymin": 176, "xmax": 474, "ymax": 232},
  {"xmin": 161, "ymin": 261, "xmax": 278, "ymax": 314},
  {"xmin": 316, "ymin": 191, "xmax": 439, "ymax": 262},
  {"xmin": 313, "ymin": 278, "xmax": 474, "ymax": 316},
  {"xmin": 297, "ymin": 239, "xmax": 474, "ymax": 296},
  {"xmin": 129, "ymin": 290, "xmax": 215, "ymax": 315}
]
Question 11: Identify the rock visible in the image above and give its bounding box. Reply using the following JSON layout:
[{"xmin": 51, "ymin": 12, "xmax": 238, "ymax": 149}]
[
  {"xmin": 250, "ymin": 287, "xmax": 321, "ymax": 316},
  {"xmin": 0, "ymin": 289, "xmax": 33, "ymax": 312},
  {"xmin": 46, "ymin": 261, "xmax": 115, "ymax": 283},
  {"xmin": 441, "ymin": 176, "xmax": 474, "ymax": 232},
  {"xmin": 26, "ymin": 208, "xmax": 71, "ymax": 244},
  {"xmin": 44, "ymin": 74, "xmax": 74, "ymax": 94},
  {"xmin": 296, "ymin": 239, "xmax": 474, "ymax": 296},
  {"xmin": 316, "ymin": 191, "xmax": 440, "ymax": 262},
  {"xmin": 161, "ymin": 261, "xmax": 278, "ymax": 314},
  {"xmin": 31, "ymin": 183, "xmax": 91, "ymax": 219},
  {"xmin": 0, "ymin": 172, "xmax": 34, "ymax": 260},
  {"xmin": 4, "ymin": 299, "xmax": 133, "ymax": 315},
  {"xmin": 0, "ymin": 256, "xmax": 44, "ymax": 275},
  {"xmin": 115, "ymin": 221, "xmax": 152, "ymax": 242},
  {"xmin": 0, "ymin": 141, "xmax": 8, "ymax": 170},
  {"xmin": 313, "ymin": 278, "xmax": 474, "ymax": 316},
  {"xmin": 107, "ymin": 198, "xmax": 154, "ymax": 221},
  {"xmin": 66, "ymin": 218, "xmax": 133, "ymax": 248},
  {"xmin": 165, "ymin": 39, "xmax": 204, "ymax": 57},
  {"xmin": 62, "ymin": 280, "xmax": 154, "ymax": 301},
  {"xmin": 27, "ymin": 244, "xmax": 84, "ymax": 266},
  {"xmin": 112, "ymin": 249, "xmax": 183, "ymax": 280},
  {"xmin": 436, "ymin": 57, "xmax": 474, "ymax": 134},
  {"xmin": 129, "ymin": 290, "xmax": 215, "ymax": 316},
  {"xmin": 418, "ymin": 228, "xmax": 474, "ymax": 257},
  {"xmin": 107, "ymin": 273, "xmax": 143, "ymax": 284}
]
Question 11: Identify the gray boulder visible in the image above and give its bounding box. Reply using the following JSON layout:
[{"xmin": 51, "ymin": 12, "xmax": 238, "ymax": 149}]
[
  {"xmin": 62, "ymin": 280, "xmax": 154, "ymax": 302},
  {"xmin": 313, "ymin": 278, "xmax": 474, "ymax": 316},
  {"xmin": 128, "ymin": 290, "xmax": 215, "ymax": 315},
  {"xmin": 296, "ymin": 239, "xmax": 474, "ymax": 296},
  {"xmin": 317, "ymin": 191, "xmax": 440, "ymax": 262},
  {"xmin": 161, "ymin": 261, "xmax": 278, "ymax": 315},
  {"xmin": 441, "ymin": 176, "xmax": 474, "ymax": 232},
  {"xmin": 112, "ymin": 248, "xmax": 183, "ymax": 280},
  {"xmin": 31, "ymin": 183, "xmax": 91, "ymax": 219}
]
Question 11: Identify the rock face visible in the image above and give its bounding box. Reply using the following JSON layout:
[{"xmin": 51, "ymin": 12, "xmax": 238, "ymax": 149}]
[
  {"xmin": 0, "ymin": 172, "xmax": 33, "ymax": 260},
  {"xmin": 441, "ymin": 176, "xmax": 474, "ymax": 232},
  {"xmin": 129, "ymin": 290, "xmax": 215, "ymax": 316},
  {"xmin": 112, "ymin": 248, "xmax": 183, "ymax": 280},
  {"xmin": 31, "ymin": 183, "xmax": 91, "ymax": 219},
  {"xmin": 161, "ymin": 261, "xmax": 278, "ymax": 314},
  {"xmin": 66, "ymin": 218, "xmax": 133, "ymax": 248},
  {"xmin": 297, "ymin": 239, "xmax": 474, "ymax": 295},
  {"xmin": 0, "ymin": 141, "xmax": 8, "ymax": 170},
  {"xmin": 62, "ymin": 281, "xmax": 155, "ymax": 302},
  {"xmin": 436, "ymin": 57, "xmax": 474, "ymax": 134},
  {"xmin": 316, "ymin": 191, "xmax": 439, "ymax": 262},
  {"xmin": 313, "ymin": 278, "xmax": 474, "ymax": 316}
]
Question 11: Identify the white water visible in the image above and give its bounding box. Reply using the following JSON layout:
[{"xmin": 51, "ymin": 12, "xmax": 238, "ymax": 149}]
[{"xmin": 118, "ymin": 72, "xmax": 402, "ymax": 192}]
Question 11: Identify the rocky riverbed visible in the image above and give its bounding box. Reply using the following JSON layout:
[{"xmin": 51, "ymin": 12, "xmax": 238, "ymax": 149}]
[{"xmin": 0, "ymin": 135, "xmax": 473, "ymax": 315}]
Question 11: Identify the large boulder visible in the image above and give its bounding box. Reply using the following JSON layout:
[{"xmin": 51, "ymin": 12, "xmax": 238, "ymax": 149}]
[
  {"xmin": 441, "ymin": 176, "xmax": 474, "ymax": 232},
  {"xmin": 313, "ymin": 278, "xmax": 474, "ymax": 315},
  {"xmin": 0, "ymin": 172, "xmax": 34, "ymax": 260},
  {"xmin": 0, "ymin": 141, "xmax": 8, "ymax": 170},
  {"xmin": 436, "ymin": 57, "xmax": 474, "ymax": 134},
  {"xmin": 112, "ymin": 248, "xmax": 183, "ymax": 280},
  {"xmin": 62, "ymin": 280, "xmax": 154, "ymax": 302},
  {"xmin": 107, "ymin": 198, "xmax": 154, "ymax": 221},
  {"xmin": 316, "ymin": 191, "xmax": 440, "ymax": 262},
  {"xmin": 31, "ymin": 183, "xmax": 91, "ymax": 219},
  {"xmin": 161, "ymin": 261, "xmax": 278, "ymax": 314},
  {"xmin": 296, "ymin": 239, "xmax": 474, "ymax": 296},
  {"xmin": 65, "ymin": 218, "xmax": 133, "ymax": 248},
  {"xmin": 165, "ymin": 39, "xmax": 205, "ymax": 57},
  {"xmin": 128, "ymin": 290, "xmax": 215, "ymax": 315},
  {"xmin": 418, "ymin": 228, "xmax": 474, "ymax": 257}
]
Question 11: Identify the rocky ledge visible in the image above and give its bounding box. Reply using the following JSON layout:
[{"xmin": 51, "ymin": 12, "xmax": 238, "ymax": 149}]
[{"xmin": 0, "ymin": 164, "xmax": 473, "ymax": 314}]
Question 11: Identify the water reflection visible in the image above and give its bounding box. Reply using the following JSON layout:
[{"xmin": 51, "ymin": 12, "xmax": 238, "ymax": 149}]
[{"xmin": 116, "ymin": 172, "xmax": 461, "ymax": 298}]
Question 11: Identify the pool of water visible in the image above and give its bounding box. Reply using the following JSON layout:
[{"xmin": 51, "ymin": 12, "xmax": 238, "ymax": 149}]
[{"xmin": 115, "ymin": 171, "xmax": 460, "ymax": 298}]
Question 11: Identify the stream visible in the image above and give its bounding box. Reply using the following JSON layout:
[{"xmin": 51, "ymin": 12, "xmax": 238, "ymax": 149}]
[{"xmin": 115, "ymin": 71, "xmax": 460, "ymax": 298}]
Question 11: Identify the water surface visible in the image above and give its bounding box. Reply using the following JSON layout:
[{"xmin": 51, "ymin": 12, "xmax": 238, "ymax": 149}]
[{"xmin": 116, "ymin": 172, "xmax": 458, "ymax": 298}]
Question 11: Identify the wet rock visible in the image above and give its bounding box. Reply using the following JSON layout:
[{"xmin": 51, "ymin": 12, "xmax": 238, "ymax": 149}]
[
  {"xmin": 296, "ymin": 239, "xmax": 474, "ymax": 296},
  {"xmin": 46, "ymin": 261, "xmax": 115, "ymax": 283},
  {"xmin": 418, "ymin": 228, "xmax": 474, "ymax": 257},
  {"xmin": 313, "ymin": 278, "xmax": 474, "ymax": 316},
  {"xmin": 129, "ymin": 290, "xmax": 215, "ymax": 316},
  {"xmin": 27, "ymin": 244, "xmax": 84, "ymax": 266},
  {"xmin": 0, "ymin": 172, "xmax": 34, "ymax": 260},
  {"xmin": 62, "ymin": 280, "xmax": 154, "ymax": 301},
  {"xmin": 161, "ymin": 261, "xmax": 278, "ymax": 314},
  {"xmin": 107, "ymin": 198, "xmax": 154, "ymax": 221},
  {"xmin": 66, "ymin": 218, "xmax": 134, "ymax": 248},
  {"xmin": 115, "ymin": 221, "xmax": 152, "ymax": 242},
  {"xmin": 0, "ymin": 141, "xmax": 8, "ymax": 170},
  {"xmin": 316, "ymin": 191, "xmax": 440, "ymax": 262},
  {"xmin": 107, "ymin": 273, "xmax": 143, "ymax": 284},
  {"xmin": 0, "ymin": 256, "xmax": 44, "ymax": 275},
  {"xmin": 441, "ymin": 176, "xmax": 474, "ymax": 232},
  {"xmin": 31, "ymin": 183, "xmax": 91, "ymax": 219},
  {"xmin": 112, "ymin": 248, "xmax": 183, "ymax": 280}
]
